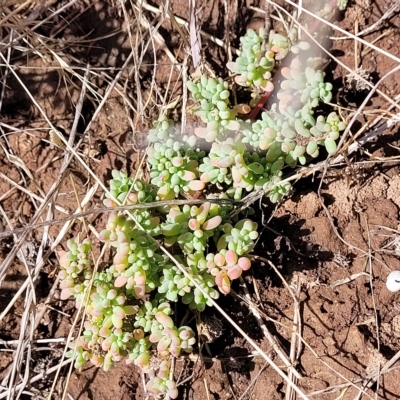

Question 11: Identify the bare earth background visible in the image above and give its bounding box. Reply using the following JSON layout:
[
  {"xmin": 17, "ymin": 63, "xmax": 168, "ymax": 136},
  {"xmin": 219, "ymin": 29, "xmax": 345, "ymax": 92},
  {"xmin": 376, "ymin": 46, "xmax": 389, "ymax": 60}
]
[{"xmin": 1, "ymin": 0, "xmax": 400, "ymax": 399}]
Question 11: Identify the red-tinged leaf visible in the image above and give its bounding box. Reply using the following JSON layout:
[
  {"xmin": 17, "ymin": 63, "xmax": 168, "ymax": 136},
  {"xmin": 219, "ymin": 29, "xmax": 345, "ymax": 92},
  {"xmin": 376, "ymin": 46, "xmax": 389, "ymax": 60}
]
[
  {"xmin": 60, "ymin": 288, "xmax": 72, "ymax": 300},
  {"xmin": 134, "ymin": 329, "xmax": 144, "ymax": 340},
  {"xmin": 188, "ymin": 180, "xmax": 205, "ymax": 191},
  {"xmin": 227, "ymin": 265, "xmax": 242, "ymax": 280},
  {"xmin": 157, "ymin": 336, "xmax": 172, "ymax": 353},
  {"xmin": 112, "ymin": 314, "xmax": 123, "ymax": 329},
  {"xmin": 99, "ymin": 327, "xmax": 112, "ymax": 338},
  {"xmin": 157, "ymin": 185, "xmax": 175, "ymax": 200},
  {"xmin": 194, "ymin": 126, "xmax": 208, "ymax": 139},
  {"xmin": 238, "ymin": 257, "xmax": 251, "ymax": 271},
  {"xmin": 225, "ymin": 249, "xmax": 238, "ymax": 266},
  {"xmin": 149, "ymin": 329, "xmax": 163, "ymax": 343},
  {"xmin": 216, "ymin": 271, "xmax": 231, "ymax": 295},
  {"xmin": 181, "ymin": 170, "xmax": 196, "ymax": 181},
  {"xmin": 135, "ymin": 272, "xmax": 146, "ymax": 285},
  {"xmin": 114, "ymin": 275, "xmax": 127, "ymax": 287},
  {"xmin": 156, "ymin": 311, "xmax": 174, "ymax": 328},
  {"xmin": 135, "ymin": 352, "xmax": 150, "ymax": 367},
  {"xmin": 113, "ymin": 305, "xmax": 126, "ymax": 319},
  {"xmin": 202, "ymin": 215, "xmax": 222, "ymax": 230},
  {"xmin": 134, "ymin": 284, "xmax": 145, "ymax": 298},
  {"xmin": 197, "ymin": 202, "xmax": 211, "ymax": 224},
  {"xmin": 217, "ymin": 156, "xmax": 234, "ymax": 168},
  {"xmin": 214, "ymin": 253, "xmax": 225, "ymax": 267},
  {"xmin": 188, "ymin": 219, "xmax": 200, "ymax": 231},
  {"xmin": 102, "ymin": 337, "xmax": 112, "ymax": 351}
]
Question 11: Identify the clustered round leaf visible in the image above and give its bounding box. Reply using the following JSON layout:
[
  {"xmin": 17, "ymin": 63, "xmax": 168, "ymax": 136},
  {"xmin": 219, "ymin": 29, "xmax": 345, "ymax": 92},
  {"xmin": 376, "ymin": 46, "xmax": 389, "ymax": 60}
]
[
  {"xmin": 199, "ymin": 137, "xmax": 289, "ymax": 201},
  {"xmin": 146, "ymin": 118, "xmax": 206, "ymax": 199},
  {"xmin": 60, "ymin": 26, "xmax": 347, "ymax": 400},
  {"xmin": 226, "ymin": 27, "xmax": 275, "ymax": 91},
  {"xmin": 240, "ymin": 55, "xmax": 345, "ymax": 165},
  {"xmin": 58, "ymin": 238, "xmax": 92, "ymax": 303},
  {"xmin": 187, "ymin": 75, "xmax": 240, "ymax": 142}
]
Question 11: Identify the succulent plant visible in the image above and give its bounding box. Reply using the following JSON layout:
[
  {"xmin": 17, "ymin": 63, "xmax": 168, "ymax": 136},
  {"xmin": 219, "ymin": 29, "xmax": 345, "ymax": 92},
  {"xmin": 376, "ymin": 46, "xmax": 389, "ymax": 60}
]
[
  {"xmin": 146, "ymin": 122, "xmax": 206, "ymax": 198},
  {"xmin": 58, "ymin": 238, "xmax": 93, "ymax": 303},
  {"xmin": 59, "ymin": 25, "xmax": 348, "ymax": 400},
  {"xmin": 206, "ymin": 249, "xmax": 252, "ymax": 294},
  {"xmin": 187, "ymin": 75, "xmax": 240, "ymax": 142},
  {"xmin": 227, "ymin": 28, "xmax": 275, "ymax": 91}
]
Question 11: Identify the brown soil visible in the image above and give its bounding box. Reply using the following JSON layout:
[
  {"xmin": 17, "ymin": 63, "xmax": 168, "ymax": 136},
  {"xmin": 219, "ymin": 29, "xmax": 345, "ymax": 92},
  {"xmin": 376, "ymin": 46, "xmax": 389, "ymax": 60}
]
[{"xmin": 1, "ymin": 1, "xmax": 400, "ymax": 399}]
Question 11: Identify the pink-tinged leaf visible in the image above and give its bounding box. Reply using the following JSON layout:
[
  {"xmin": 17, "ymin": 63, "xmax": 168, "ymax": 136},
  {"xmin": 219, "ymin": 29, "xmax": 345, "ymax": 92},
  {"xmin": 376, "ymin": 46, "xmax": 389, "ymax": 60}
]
[
  {"xmin": 113, "ymin": 305, "xmax": 126, "ymax": 319},
  {"xmin": 225, "ymin": 249, "xmax": 238, "ymax": 266},
  {"xmin": 214, "ymin": 253, "xmax": 225, "ymax": 267},
  {"xmin": 188, "ymin": 180, "xmax": 205, "ymax": 191},
  {"xmin": 157, "ymin": 336, "xmax": 172, "ymax": 353},
  {"xmin": 134, "ymin": 284, "xmax": 145, "ymax": 298},
  {"xmin": 226, "ymin": 61, "xmax": 240, "ymax": 73},
  {"xmin": 179, "ymin": 328, "xmax": 192, "ymax": 340},
  {"xmin": 206, "ymin": 260, "xmax": 215, "ymax": 270},
  {"xmin": 215, "ymin": 271, "xmax": 231, "ymax": 294},
  {"xmin": 188, "ymin": 219, "xmax": 201, "ymax": 231},
  {"xmin": 232, "ymin": 167, "xmax": 243, "ymax": 183},
  {"xmin": 238, "ymin": 257, "xmax": 251, "ymax": 271},
  {"xmin": 127, "ymin": 192, "xmax": 138, "ymax": 204},
  {"xmin": 227, "ymin": 265, "xmax": 242, "ymax": 280},
  {"xmin": 210, "ymin": 267, "xmax": 219, "ymax": 276},
  {"xmin": 281, "ymin": 67, "xmax": 291, "ymax": 79},
  {"xmin": 233, "ymin": 103, "xmax": 251, "ymax": 114},
  {"xmin": 172, "ymin": 157, "xmax": 184, "ymax": 167},
  {"xmin": 181, "ymin": 170, "xmax": 196, "ymax": 181},
  {"xmin": 60, "ymin": 288, "xmax": 72, "ymax": 300},
  {"xmin": 164, "ymin": 327, "xmax": 178, "ymax": 339},
  {"xmin": 168, "ymin": 386, "xmax": 179, "ymax": 399},
  {"xmin": 114, "ymin": 275, "xmax": 127, "ymax": 287},
  {"xmin": 170, "ymin": 345, "xmax": 181, "ymax": 357},
  {"xmin": 217, "ymin": 156, "xmax": 234, "ymax": 168},
  {"xmin": 149, "ymin": 330, "xmax": 163, "ymax": 343},
  {"xmin": 224, "ymin": 120, "xmax": 241, "ymax": 131},
  {"xmin": 261, "ymin": 81, "xmax": 275, "ymax": 93},
  {"xmin": 134, "ymin": 329, "xmax": 144, "ymax": 340},
  {"xmin": 115, "ymin": 263, "xmax": 126, "ymax": 273},
  {"xmin": 235, "ymin": 75, "xmax": 249, "ymax": 87},
  {"xmin": 205, "ymin": 130, "xmax": 218, "ymax": 142},
  {"xmin": 194, "ymin": 126, "xmax": 208, "ymax": 139},
  {"xmin": 135, "ymin": 272, "xmax": 146, "ymax": 285},
  {"xmin": 197, "ymin": 202, "xmax": 211, "ymax": 224},
  {"xmin": 116, "ymin": 231, "xmax": 128, "ymax": 244},
  {"xmin": 99, "ymin": 327, "xmax": 112, "ymax": 338},
  {"xmin": 103, "ymin": 198, "xmax": 116, "ymax": 207},
  {"xmin": 101, "ymin": 337, "xmax": 112, "ymax": 351},
  {"xmin": 112, "ymin": 314, "xmax": 123, "ymax": 329},
  {"xmin": 135, "ymin": 352, "xmax": 150, "ymax": 367},
  {"xmin": 156, "ymin": 311, "xmax": 174, "ymax": 328},
  {"xmin": 113, "ymin": 252, "xmax": 128, "ymax": 266},
  {"xmin": 157, "ymin": 185, "xmax": 175, "ymax": 200},
  {"xmin": 202, "ymin": 215, "xmax": 222, "ymax": 231},
  {"xmin": 90, "ymin": 354, "xmax": 104, "ymax": 367}
]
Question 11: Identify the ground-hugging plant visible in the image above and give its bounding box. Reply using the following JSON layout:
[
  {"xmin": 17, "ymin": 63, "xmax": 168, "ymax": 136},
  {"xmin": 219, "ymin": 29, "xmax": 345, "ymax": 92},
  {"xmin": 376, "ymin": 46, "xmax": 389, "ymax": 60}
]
[{"xmin": 59, "ymin": 26, "xmax": 346, "ymax": 399}]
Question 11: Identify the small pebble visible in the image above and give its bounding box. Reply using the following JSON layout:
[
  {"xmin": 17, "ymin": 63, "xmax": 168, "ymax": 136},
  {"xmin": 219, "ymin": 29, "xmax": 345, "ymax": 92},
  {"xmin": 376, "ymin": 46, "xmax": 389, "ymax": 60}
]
[{"xmin": 386, "ymin": 271, "xmax": 400, "ymax": 292}]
